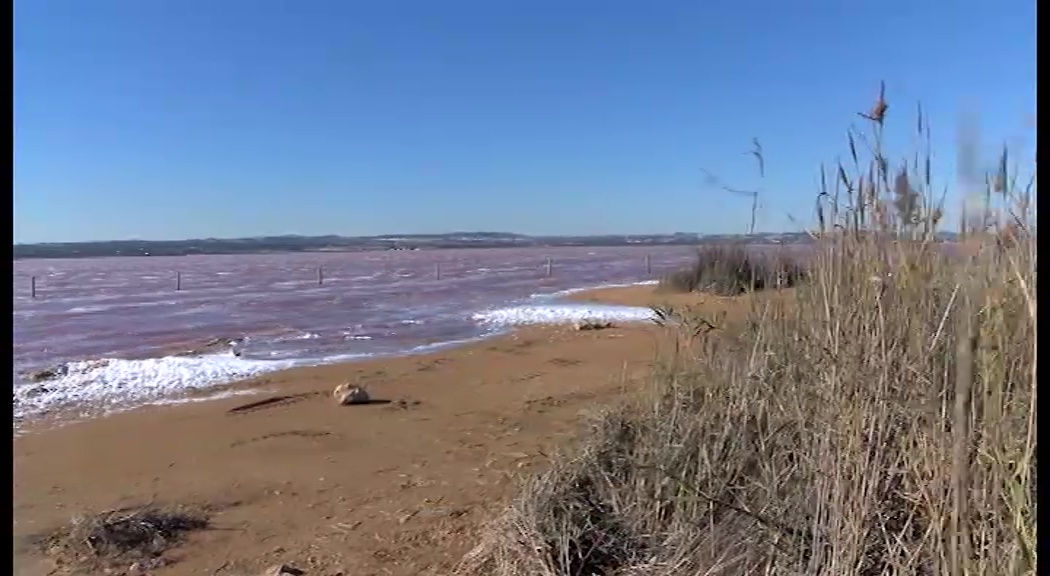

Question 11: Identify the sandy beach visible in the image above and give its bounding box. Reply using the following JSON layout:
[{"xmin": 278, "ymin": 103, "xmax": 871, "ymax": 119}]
[{"xmin": 13, "ymin": 285, "xmax": 742, "ymax": 576}]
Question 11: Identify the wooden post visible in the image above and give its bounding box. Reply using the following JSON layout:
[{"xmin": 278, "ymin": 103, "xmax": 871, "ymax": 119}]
[
  {"xmin": 176, "ymin": 271, "xmax": 182, "ymax": 291},
  {"xmin": 318, "ymin": 266, "xmax": 324, "ymax": 285},
  {"xmin": 645, "ymin": 254, "xmax": 652, "ymax": 276},
  {"xmin": 435, "ymin": 262, "xmax": 441, "ymax": 280},
  {"xmin": 545, "ymin": 257, "xmax": 553, "ymax": 278},
  {"xmin": 30, "ymin": 276, "xmax": 36, "ymax": 299}
]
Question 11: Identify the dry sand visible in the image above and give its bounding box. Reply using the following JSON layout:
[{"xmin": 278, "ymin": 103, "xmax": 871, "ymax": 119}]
[{"xmin": 13, "ymin": 285, "xmax": 750, "ymax": 576}]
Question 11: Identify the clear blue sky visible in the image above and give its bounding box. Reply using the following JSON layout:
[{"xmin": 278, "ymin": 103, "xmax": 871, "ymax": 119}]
[{"xmin": 14, "ymin": 1, "xmax": 1035, "ymax": 243}]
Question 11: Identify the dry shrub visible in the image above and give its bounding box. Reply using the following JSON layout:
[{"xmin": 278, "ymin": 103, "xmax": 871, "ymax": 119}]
[
  {"xmin": 660, "ymin": 245, "xmax": 806, "ymax": 295},
  {"xmin": 459, "ymin": 90, "xmax": 1036, "ymax": 575},
  {"xmin": 39, "ymin": 504, "xmax": 209, "ymax": 571}
]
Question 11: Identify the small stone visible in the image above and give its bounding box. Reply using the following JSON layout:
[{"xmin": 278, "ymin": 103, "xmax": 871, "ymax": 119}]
[
  {"xmin": 332, "ymin": 383, "xmax": 370, "ymax": 405},
  {"xmin": 574, "ymin": 320, "xmax": 613, "ymax": 331},
  {"xmin": 261, "ymin": 564, "xmax": 305, "ymax": 576}
]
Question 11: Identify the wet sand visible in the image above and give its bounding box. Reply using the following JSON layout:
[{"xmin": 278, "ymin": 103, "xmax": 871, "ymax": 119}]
[{"xmin": 13, "ymin": 285, "xmax": 751, "ymax": 576}]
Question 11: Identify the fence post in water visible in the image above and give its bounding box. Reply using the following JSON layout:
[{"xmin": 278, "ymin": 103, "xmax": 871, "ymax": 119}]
[
  {"xmin": 318, "ymin": 266, "xmax": 324, "ymax": 285},
  {"xmin": 176, "ymin": 271, "xmax": 182, "ymax": 291},
  {"xmin": 545, "ymin": 257, "xmax": 553, "ymax": 278},
  {"xmin": 645, "ymin": 254, "xmax": 652, "ymax": 277},
  {"xmin": 30, "ymin": 276, "xmax": 36, "ymax": 299},
  {"xmin": 435, "ymin": 262, "xmax": 441, "ymax": 280}
]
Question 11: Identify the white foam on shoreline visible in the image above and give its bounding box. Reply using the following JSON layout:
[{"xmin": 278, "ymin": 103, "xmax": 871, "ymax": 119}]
[
  {"xmin": 491, "ymin": 279, "xmax": 660, "ymax": 326},
  {"xmin": 13, "ymin": 279, "xmax": 663, "ymax": 429},
  {"xmin": 473, "ymin": 303, "xmax": 656, "ymax": 327},
  {"xmin": 13, "ymin": 353, "xmax": 297, "ymax": 422}
]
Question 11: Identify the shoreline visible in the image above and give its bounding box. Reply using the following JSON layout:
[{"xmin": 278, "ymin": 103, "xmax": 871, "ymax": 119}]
[
  {"xmin": 13, "ymin": 280, "xmax": 664, "ymax": 433},
  {"xmin": 16, "ymin": 283, "xmax": 739, "ymax": 576}
]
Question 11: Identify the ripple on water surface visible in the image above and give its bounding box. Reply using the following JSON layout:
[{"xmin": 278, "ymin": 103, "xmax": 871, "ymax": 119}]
[{"xmin": 12, "ymin": 248, "xmax": 700, "ymax": 427}]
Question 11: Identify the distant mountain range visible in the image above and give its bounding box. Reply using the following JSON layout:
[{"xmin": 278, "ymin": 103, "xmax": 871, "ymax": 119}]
[{"xmin": 12, "ymin": 231, "xmax": 958, "ymax": 259}]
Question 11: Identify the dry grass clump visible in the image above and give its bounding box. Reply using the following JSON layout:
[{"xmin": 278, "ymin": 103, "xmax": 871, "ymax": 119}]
[
  {"xmin": 660, "ymin": 245, "xmax": 807, "ymax": 295},
  {"xmin": 459, "ymin": 89, "xmax": 1036, "ymax": 575},
  {"xmin": 39, "ymin": 504, "xmax": 209, "ymax": 571}
]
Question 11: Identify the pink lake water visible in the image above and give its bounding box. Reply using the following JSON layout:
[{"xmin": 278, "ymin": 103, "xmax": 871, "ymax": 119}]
[{"xmin": 12, "ymin": 246, "xmax": 700, "ymax": 423}]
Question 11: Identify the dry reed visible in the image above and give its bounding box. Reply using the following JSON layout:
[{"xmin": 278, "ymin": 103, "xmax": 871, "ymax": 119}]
[
  {"xmin": 457, "ymin": 87, "xmax": 1036, "ymax": 576},
  {"xmin": 38, "ymin": 504, "xmax": 209, "ymax": 572}
]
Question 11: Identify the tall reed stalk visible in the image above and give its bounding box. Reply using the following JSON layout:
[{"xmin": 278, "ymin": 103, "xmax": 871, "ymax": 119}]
[{"xmin": 458, "ymin": 87, "xmax": 1036, "ymax": 576}]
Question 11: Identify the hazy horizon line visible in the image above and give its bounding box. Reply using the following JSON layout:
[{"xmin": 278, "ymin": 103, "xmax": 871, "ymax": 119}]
[{"xmin": 14, "ymin": 230, "xmax": 811, "ymax": 247}]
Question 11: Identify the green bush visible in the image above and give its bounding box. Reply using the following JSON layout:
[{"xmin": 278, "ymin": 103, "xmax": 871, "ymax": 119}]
[{"xmin": 660, "ymin": 245, "xmax": 807, "ymax": 295}]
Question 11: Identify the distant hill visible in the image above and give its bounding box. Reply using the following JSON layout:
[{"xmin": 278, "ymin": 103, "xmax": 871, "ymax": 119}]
[{"xmin": 15, "ymin": 231, "xmax": 955, "ymax": 260}]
